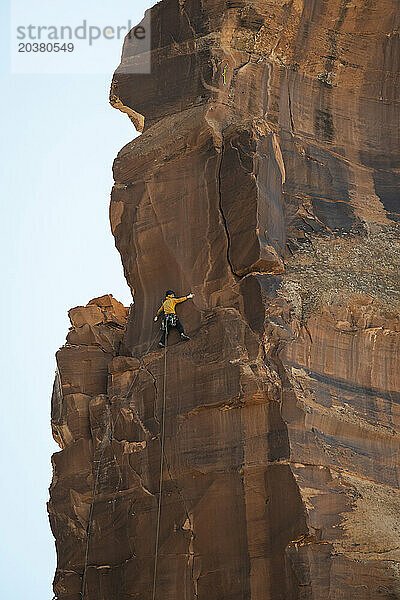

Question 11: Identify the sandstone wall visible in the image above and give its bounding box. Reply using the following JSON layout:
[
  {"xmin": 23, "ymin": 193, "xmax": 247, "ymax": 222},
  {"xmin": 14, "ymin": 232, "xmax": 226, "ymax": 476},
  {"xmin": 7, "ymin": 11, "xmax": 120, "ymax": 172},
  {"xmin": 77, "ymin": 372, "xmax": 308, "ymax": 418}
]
[{"xmin": 50, "ymin": 2, "xmax": 400, "ymax": 598}]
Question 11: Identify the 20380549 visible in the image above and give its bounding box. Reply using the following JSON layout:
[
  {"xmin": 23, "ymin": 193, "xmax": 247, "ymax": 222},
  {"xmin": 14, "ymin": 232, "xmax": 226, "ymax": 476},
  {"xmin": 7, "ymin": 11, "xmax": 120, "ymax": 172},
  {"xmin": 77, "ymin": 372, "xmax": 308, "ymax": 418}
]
[{"xmin": 18, "ymin": 42, "xmax": 75, "ymax": 52}]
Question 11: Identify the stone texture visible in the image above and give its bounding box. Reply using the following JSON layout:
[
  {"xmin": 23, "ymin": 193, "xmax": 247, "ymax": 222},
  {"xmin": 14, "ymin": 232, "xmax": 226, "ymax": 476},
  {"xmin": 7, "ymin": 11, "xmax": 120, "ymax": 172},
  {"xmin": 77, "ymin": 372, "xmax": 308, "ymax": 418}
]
[
  {"xmin": 50, "ymin": 1, "xmax": 400, "ymax": 599},
  {"xmin": 49, "ymin": 295, "xmax": 129, "ymax": 597}
]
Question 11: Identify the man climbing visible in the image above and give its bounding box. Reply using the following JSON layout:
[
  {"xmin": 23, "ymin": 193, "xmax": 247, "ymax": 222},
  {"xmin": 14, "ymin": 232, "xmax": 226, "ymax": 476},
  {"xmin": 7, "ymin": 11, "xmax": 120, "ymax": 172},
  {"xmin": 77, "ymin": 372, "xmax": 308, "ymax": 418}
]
[{"xmin": 154, "ymin": 290, "xmax": 194, "ymax": 347}]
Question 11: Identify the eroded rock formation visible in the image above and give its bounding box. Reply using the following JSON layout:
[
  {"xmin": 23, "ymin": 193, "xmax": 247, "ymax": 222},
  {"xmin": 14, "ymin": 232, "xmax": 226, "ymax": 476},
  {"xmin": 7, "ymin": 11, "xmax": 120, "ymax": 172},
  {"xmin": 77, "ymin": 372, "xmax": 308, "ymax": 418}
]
[{"xmin": 50, "ymin": 1, "xmax": 400, "ymax": 598}]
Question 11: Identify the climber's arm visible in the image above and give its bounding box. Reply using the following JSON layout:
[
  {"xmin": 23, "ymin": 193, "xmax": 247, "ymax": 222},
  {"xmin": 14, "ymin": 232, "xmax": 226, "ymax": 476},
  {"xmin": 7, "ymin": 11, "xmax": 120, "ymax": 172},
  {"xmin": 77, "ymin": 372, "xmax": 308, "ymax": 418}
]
[
  {"xmin": 174, "ymin": 293, "xmax": 194, "ymax": 305},
  {"xmin": 154, "ymin": 303, "xmax": 164, "ymax": 320}
]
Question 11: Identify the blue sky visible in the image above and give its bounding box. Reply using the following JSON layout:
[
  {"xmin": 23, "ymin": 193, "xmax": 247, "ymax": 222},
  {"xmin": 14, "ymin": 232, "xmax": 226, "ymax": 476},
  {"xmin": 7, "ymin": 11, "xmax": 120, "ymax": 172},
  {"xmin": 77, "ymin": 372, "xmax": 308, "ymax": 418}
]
[{"xmin": 0, "ymin": 1, "xmax": 154, "ymax": 597}]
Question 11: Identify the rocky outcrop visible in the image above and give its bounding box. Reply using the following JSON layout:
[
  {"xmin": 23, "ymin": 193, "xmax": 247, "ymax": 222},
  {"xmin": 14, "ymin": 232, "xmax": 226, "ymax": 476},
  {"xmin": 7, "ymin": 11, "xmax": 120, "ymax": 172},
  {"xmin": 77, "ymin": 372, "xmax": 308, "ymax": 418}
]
[
  {"xmin": 50, "ymin": 1, "xmax": 400, "ymax": 599},
  {"xmin": 48, "ymin": 295, "xmax": 129, "ymax": 597}
]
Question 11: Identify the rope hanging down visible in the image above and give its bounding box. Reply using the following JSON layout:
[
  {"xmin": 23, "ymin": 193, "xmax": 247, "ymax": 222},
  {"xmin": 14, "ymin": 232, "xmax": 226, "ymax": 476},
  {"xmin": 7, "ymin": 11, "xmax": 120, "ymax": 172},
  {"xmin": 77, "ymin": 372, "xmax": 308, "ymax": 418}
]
[{"xmin": 152, "ymin": 322, "xmax": 169, "ymax": 600}]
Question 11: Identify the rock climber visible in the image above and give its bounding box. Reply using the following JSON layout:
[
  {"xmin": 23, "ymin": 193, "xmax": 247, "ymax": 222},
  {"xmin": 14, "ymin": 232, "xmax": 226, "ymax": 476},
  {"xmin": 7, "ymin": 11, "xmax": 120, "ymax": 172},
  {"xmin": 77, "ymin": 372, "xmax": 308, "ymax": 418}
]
[{"xmin": 154, "ymin": 290, "xmax": 194, "ymax": 347}]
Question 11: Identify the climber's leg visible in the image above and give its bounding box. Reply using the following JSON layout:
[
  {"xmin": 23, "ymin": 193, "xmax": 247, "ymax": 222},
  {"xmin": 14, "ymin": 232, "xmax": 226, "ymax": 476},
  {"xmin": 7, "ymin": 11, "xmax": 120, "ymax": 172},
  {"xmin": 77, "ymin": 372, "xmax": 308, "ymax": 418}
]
[
  {"xmin": 159, "ymin": 319, "xmax": 168, "ymax": 347},
  {"xmin": 176, "ymin": 317, "xmax": 190, "ymax": 340},
  {"xmin": 159, "ymin": 331, "xmax": 166, "ymax": 347}
]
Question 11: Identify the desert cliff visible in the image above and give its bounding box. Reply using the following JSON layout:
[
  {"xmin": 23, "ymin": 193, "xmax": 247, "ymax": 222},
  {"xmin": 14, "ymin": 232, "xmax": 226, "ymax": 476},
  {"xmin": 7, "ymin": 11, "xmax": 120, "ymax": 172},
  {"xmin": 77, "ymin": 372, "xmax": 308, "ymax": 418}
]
[{"xmin": 49, "ymin": 1, "xmax": 400, "ymax": 598}]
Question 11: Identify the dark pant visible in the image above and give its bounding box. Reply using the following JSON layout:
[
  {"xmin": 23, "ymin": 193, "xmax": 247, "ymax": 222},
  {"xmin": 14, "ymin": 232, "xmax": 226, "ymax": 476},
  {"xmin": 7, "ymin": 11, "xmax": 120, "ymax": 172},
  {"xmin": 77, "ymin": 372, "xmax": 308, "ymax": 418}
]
[{"xmin": 160, "ymin": 315, "xmax": 185, "ymax": 344}]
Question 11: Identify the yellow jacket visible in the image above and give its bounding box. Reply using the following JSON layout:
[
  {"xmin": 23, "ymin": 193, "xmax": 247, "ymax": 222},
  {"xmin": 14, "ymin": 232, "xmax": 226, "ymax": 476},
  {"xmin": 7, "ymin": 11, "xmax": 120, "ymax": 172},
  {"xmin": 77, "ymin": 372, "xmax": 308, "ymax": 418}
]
[{"xmin": 157, "ymin": 296, "xmax": 188, "ymax": 316}]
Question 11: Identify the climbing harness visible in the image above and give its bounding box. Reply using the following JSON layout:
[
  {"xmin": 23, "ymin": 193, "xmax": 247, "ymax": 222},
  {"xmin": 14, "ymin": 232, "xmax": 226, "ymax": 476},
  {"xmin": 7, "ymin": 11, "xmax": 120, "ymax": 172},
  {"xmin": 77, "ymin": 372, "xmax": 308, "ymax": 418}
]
[
  {"xmin": 152, "ymin": 321, "xmax": 168, "ymax": 600},
  {"xmin": 161, "ymin": 313, "xmax": 177, "ymax": 329}
]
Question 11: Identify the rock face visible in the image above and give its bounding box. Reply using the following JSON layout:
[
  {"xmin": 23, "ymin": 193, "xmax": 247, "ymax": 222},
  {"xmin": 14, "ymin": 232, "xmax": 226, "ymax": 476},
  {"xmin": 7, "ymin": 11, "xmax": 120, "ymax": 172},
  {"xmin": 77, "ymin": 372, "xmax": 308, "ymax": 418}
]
[{"xmin": 50, "ymin": 1, "xmax": 400, "ymax": 599}]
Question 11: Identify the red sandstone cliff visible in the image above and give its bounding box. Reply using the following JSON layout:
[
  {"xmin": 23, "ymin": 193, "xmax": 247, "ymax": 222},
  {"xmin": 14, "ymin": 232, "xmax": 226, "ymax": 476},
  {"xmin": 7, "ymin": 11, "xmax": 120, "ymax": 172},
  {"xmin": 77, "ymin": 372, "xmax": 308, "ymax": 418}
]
[{"xmin": 49, "ymin": 1, "xmax": 400, "ymax": 599}]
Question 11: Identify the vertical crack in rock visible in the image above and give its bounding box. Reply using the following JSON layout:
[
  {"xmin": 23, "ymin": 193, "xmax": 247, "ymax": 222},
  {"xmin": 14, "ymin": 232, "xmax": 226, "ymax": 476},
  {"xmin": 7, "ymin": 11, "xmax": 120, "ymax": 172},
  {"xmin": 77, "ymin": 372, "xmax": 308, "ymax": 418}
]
[
  {"xmin": 216, "ymin": 134, "xmax": 240, "ymax": 279},
  {"xmin": 179, "ymin": 0, "xmax": 197, "ymax": 41},
  {"xmin": 287, "ymin": 82, "xmax": 295, "ymax": 135},
  {"xmin": 142, "ymin": 363, "xmax": 160, "ymax": 428}
]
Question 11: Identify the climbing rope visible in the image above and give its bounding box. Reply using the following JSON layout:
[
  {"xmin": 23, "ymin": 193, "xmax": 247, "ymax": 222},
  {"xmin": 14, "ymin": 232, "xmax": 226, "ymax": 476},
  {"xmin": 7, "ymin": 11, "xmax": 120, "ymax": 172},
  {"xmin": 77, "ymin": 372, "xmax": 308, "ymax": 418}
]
[
  {"xmin": 72, "ymin": 297, "xmax": 212, "ymax": 600},
  {"xmin": 152, "ymin": 322, "xmax": 169, "ymax": 600},
  {"xmin": 79, "ymin": 325, "xmax": 160, "ymax": 599}
]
